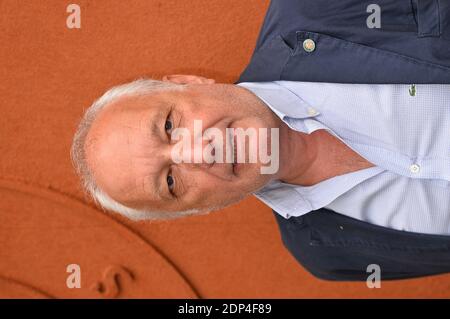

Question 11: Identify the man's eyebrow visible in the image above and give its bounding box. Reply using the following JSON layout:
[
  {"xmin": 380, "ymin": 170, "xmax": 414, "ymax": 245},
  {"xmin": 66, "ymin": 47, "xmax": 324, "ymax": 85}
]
[
  {"xmin": 150, "ymin": 112, "xmax": 163, "ymax": 140},
  {"xmin": 144, "ymin": 171, "xmax": 170, "ymax": 202},
  {"xmin": 152, "ymin": 175, "xmax": 164, "ymax": 201},
  {"xmin": 149, "ymin": 103, "xmax": 171, "ymax": 141},
  {"xmin": 145, "ymin": 106, "xmax": 172, "ymax": 201}
]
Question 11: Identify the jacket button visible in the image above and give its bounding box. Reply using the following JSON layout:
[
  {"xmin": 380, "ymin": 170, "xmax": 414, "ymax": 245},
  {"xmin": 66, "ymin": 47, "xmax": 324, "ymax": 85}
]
[{"xmin": 303, "ymin": 39, "xmax": 316, "ymax": 52}]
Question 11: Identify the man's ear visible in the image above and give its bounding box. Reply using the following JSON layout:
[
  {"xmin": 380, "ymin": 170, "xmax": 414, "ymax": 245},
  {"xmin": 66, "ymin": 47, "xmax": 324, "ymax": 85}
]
[{"xmin": 162, "ymin": 74, "xmax": 215, "ymax": 85}]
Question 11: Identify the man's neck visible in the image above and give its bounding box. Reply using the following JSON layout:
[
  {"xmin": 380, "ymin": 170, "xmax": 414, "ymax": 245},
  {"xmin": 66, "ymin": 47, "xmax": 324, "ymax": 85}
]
[
  {"xmin": 276, "ymin": 122, "xmax": 374, "ymax": 186},
  {"xmin": 275, "ymin": 119, "xmax": 317, "ymax": 185}
]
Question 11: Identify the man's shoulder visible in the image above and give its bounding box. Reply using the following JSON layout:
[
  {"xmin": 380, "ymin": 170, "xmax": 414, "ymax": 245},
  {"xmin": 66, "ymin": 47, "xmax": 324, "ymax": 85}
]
[{"xmin": 237, "ymin": 0, "xmax": 450, "ymax": 84}]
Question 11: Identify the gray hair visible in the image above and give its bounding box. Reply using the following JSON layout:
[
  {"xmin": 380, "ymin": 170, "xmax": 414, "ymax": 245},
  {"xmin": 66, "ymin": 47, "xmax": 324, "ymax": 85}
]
[{"xmin": 70, "ymin": 78, "xmax": 209, "ymax": 221}]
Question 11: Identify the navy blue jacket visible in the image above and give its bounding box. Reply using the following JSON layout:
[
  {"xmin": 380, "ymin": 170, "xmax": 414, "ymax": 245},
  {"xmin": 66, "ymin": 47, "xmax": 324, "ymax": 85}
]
[{"xmin": 236, "ymin": 0, "xmax": 450, "ymax": 281}]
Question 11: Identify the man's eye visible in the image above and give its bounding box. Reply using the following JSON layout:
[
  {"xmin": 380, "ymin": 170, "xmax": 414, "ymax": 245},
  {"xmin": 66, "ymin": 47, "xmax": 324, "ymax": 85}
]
[
  {"xmin": 167, "ymin": 173, "xmax": 175, "ymax": 193},
  {"xmin": 165, "ymin": 119, "xmax": 173, "ymax": 134}
]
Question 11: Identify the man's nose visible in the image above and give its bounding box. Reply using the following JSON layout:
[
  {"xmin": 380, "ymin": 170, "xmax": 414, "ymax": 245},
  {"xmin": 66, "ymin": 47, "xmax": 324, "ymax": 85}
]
[{"xmin": 167, "ymin": 136, "xmax": 217, "ymax": 169}]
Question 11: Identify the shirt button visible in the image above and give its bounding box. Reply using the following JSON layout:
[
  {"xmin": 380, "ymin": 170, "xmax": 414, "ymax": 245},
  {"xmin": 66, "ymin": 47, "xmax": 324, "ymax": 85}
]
[
  {"xmin": 303, "ymin": 39, "xmax": 316, "ymax": 53},
  {"xmin": 307, "ymin": 107, "xmax": 318, "ymax": 116},
  {"xmin": 409, "ymin": 164, "xmax": 420, "ymax": 173}
]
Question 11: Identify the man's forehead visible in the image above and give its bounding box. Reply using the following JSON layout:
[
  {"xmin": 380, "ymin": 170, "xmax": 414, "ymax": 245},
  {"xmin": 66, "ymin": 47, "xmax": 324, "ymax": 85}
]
[
  {"xmin": 85, "ymin": 94, "xmax": 170, "ymax": 205},
  {"xmin": 87, "ymin": 93, "xmax": 170, "ymax": 143},
  {"xmin": 102, "ymin": 94, "xmax": 166, "ymax": 120}
]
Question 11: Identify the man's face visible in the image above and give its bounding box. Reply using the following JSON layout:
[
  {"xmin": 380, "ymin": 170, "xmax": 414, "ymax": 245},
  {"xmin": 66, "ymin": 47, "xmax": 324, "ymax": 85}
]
[{"xmin": 85, "ymin": 75, "xmax": 282, "ymax": 216}]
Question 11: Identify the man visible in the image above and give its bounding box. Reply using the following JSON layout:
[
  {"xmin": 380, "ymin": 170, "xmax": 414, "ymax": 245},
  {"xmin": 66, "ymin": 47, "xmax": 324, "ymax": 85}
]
[{"xmin": 71, "ymin": 0, "xmax": 450, "ymax": 281}]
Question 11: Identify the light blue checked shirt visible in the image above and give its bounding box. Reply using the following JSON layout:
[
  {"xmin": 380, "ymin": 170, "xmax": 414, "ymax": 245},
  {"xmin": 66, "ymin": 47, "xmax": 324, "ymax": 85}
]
[{"xmin": 237, "ymin": 81, "xmax": 450, "ymax": 235}]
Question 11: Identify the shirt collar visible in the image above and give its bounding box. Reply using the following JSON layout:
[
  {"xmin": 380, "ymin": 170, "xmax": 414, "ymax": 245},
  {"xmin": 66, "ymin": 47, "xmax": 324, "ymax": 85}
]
[
  {"xmin": 237, "ymin": 81, "xmax": 321, "ymax": 120},
  {"xmin": 254, "ymin": 166, "xmax": 385, "ymax": 218}
]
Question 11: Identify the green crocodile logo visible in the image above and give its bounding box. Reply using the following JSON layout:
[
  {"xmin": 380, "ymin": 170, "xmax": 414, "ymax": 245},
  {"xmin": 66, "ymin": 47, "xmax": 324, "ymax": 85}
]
[{"xmin": 409, "ymin": 84, "xmax": 416, "ymax": 96}]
